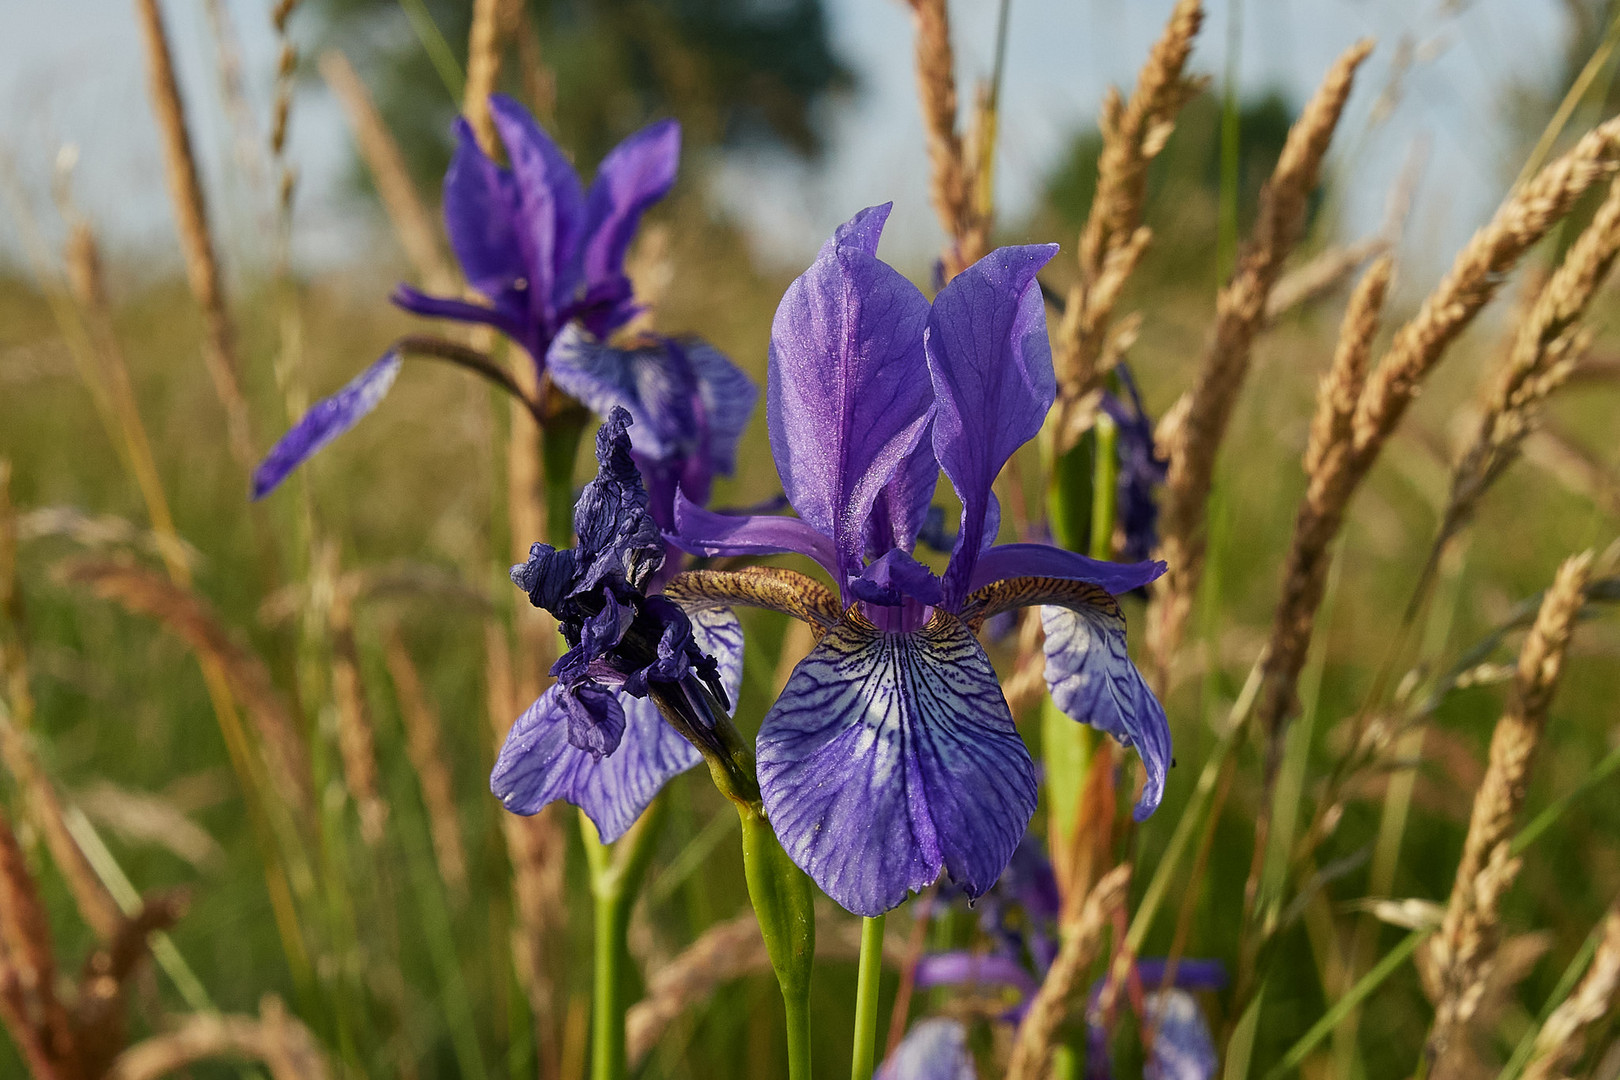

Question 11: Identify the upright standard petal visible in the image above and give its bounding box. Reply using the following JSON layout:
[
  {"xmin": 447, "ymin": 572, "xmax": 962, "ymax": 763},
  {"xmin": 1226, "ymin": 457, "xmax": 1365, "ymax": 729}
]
[
  {"xmin": 580, "ymin": 119, "xmax": 680, "ymax": 303},
  {"xmin": 767, "ymin": 220, "xmax": 934, "ymax": 583},
  {"xmin": 758, "ymin": 610, "xmax": 1036, "ymax": 916},
  {"xmin": 876, "ymin": 1018, "xmax": 977, "ymax": 1080},
  {"xmin": 490, "ymin": 606, "xmax": 743, "ymax": 841},
  {"xmin": 442, "ymin": 117, "xmax": 526, "ymax": 301},
  {"xmin": 489, "ymin": 95, "xmax": 586, "ymax": 322},
  {"xmin": 251, "ymin": 351, "xmax": 401, "ymax": 499},
  {"xmin": 925, "ymin": 244, "xmax": 1059, "ymax": 606},
  {"xmin": 817, "ymin": 201, "xmax": 893, "ymax": 260},
  {"xmin": 1041, "ymin": 601, "xmax": 1170, "ymax": 819}
]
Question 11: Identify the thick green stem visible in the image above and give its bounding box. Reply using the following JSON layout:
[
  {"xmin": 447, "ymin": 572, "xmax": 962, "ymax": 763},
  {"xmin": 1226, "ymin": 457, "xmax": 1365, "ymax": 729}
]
[
  {"xmin": 542, "ymin": 405, "xmax": 588, "ymax": 549},
  {"xmin": 582, "ymin": 798, "xmax": 667, "ymax": 1080},
  {"xmin": 739, "ymin": 805, "xmax": 816, "ymax": 1080},
  {"xmin": 851, "ymin": 914, "xmax": 887, "ymax": 1080}
]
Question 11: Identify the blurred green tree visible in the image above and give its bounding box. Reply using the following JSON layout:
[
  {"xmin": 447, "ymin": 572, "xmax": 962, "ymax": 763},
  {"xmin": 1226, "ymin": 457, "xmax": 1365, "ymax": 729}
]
[{"xmin": 314, "ymin": 0, "xmax": 853, "ymax": 186}]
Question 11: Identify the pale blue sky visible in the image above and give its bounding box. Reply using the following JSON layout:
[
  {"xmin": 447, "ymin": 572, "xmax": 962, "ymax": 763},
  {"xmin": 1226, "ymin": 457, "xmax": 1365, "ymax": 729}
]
[{"xmin": 0, "ymin": 0, "xmax": 1575, "ymax": 282}]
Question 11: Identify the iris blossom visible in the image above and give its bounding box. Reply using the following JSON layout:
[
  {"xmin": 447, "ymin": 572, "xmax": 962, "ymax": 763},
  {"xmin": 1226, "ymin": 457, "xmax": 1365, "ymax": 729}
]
[
  {"xmin": 906, "ymin": 836, "xmax": 1221, "ymax": 1080},
  {"xmin": 667, "ymin": 204, "xmax": 1170, "ymax": 916},
  {"xmin": 876, "ymin": 1018, "xmax": 977, "ymax": 1080},
  {"xmin": 1099, "ymin": 362, "xmax": 1167, "ymax": 563},
  {"xmin": 251, "ymin": 95, "xmax": 755, "ymax": 518},
  {"xmin": 491, "ymin": 407, "xmax": 744, "ymax": 841}
]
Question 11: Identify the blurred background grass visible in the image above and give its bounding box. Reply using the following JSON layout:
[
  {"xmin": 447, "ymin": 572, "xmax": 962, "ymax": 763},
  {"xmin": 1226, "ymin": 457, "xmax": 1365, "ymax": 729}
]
[{"xmin": 2, "ymin": 1, "xmax": 1619, "ymax": 1077}]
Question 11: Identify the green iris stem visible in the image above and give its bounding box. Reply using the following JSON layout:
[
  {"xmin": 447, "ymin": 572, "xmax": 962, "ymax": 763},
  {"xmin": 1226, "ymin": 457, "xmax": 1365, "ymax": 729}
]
[
  {"xmin": 542, "ymin": 405, "xmax": 589, "ymax": 549},
  {"xmin": 1088, "ymin": 413, "xmax": 1119, "ymax": 562},
  {"xmin": 739, "ymin": 805, "xmax": 816, "ymax": 1080},
  {"xmin": 851, "ymin": 914, "xmax": 887, "ymax": 1080},
  {"xmin": 581, "ymin": 799, "xmax": 667, "ymax": 1080}
]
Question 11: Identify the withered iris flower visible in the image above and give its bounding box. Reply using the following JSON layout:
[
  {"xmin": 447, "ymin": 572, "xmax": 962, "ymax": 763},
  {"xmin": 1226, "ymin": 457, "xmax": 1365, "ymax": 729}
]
[
  {"xmin": 667, "ymin": 204, "xmax": 1170, "ymax": 916},
  {"xmin": 491, "ymin": 408, "xmax": 743, "ymax": 842}
]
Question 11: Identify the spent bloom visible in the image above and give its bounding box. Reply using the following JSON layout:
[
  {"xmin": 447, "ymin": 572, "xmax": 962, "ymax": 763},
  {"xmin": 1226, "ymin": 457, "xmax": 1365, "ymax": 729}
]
[
  {"xmin": 491, "ymin": 407, "xmax": 743, "ymax": 841},
  {"xmin": 668, "ymin": 204, "xmax": 1170, "ymax": 916},
  {"xmin": 251, "ymin": 95, "xmax": 755, "ymax": 520}
]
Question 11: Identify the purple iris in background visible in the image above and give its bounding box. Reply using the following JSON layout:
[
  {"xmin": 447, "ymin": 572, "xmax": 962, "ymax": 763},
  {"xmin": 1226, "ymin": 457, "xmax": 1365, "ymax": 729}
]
[
  {"xmin": 876, "ymin": 1018, "xmax": 977, "ymax": 1080},
  {"xmin": 908, "ymin": 835, "xmax": 1221, "ymax": 1080},
  {"xmin": 1099, "ymin": 362, "xmax": 1167, "ymax": 563},
  {"xmin": 491, "ymin": 407, "xmax": 743, "ymax": 841},
  {"xmin": 394, "ymin": 94, "xmax": 677, "ymax": 365},
  {"xmin": 669, "ymin": 204, "xmax": 1169, "ymax": 917},
  {"xmin": 251, "ymin": 95, "xmax": 755, "ymax": 520}
]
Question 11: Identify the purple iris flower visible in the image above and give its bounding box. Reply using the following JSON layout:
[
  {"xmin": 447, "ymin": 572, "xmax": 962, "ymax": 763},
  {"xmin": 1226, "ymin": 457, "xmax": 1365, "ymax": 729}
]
[
  {"xmin": 913, "ymin": 836, "xmax": 1221, "ymax": 1080},
  {"xmin": 491, "ymin": 407, "xmax": 744, "ymax": 841},
  {"xmin": 394, "ymin": 94, "xmax": 678, "ymax": 365},
  {"xmin": 1084, "ymin": 961, "xmax": 1224, "ymax": 1080},
  {"xmin": 876, "ymin": 1018, "xmax": 977, "ymax": 1080},
  {"xmin": 251, "ymin": 95, "xmax": 755, "ymax": 518},
  {"xmin": 668, "ymin": 203, "xmax": 1170, "ymax": 917},
  {"xmin": 1098, "ymin": 362, "xmax": 1167, "ymax": 564}
]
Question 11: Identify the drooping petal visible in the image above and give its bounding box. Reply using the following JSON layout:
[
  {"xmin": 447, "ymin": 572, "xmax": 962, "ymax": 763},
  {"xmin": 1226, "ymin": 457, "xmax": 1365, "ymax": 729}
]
[
  {"xmin": 967, "ymin": 544, "xmax": 1166, "ymax": 597},
  {"xmin": 251, "ymin": 351, "xmax": 401, "ymax": 499},
  {"xmin": 687, "ymin": 338, "xmax": 759, "ymax": 479},
  {"xmin": 391, "ymin": 284, "xmax": 530, "ymax": 344},
  {"xmin": 490, "ymin": 604, "xmax": 743, "ymax": 841},
  {"xmin": 913, "ymin": 951, "xmax": 1038, "ymax": 996},
  {"xmin": 876, "ymin": 1018, "xmax": 977, "ymax": 1080},
  {"xmin": 758, "ymin": 610, "xmax": 1036, "ymax": 916},
  {"xmin": 670, "ymin": 493, "xmax": 841, "ymax": 581},
  {"xmin": 491, "ymin": 688, "xmax": 693, "ymax": 841},
  {"xmin": 1041, "ymin": 602, "xmax": 1170, "ymax": 819},
  {"xmin": 767, "ymin": 210, "xmax": 934, "ymax": 584},
  {"xmin": 442, "ymin": 117, "xmax": 526, "ymax": 301},
  {"xmin": 580, "ymin": 119, "xmax": 680, "ymax": 305},
  {"xmin": 925, "ymin": 244, "xmax": 1059, "ymax": 606},
  {"xmin": 547, "ymin": 326, "xmax": 694, "ymax": 462},
  {"xmin": 489, "ymin": 95, "xmax": 586, "ymax": 324}
]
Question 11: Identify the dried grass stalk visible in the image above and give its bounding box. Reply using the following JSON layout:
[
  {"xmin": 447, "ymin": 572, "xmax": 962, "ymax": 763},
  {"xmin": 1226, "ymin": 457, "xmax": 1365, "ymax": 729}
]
[
  {"xmin": 1425, "ymin": 552, "xmax": 1594, "ymax": 1068},
  {"xmin": 1251, "ymin": 256, "xmax": 1393, "ymax": 750},
  {"xmin": 1436, "ymin": 175, "xmax": 1620, "ymax": 549},
  {"xmin": 1151, "ymin": 40, "xmax": 1372, "ymax": 681},
  {"xmin": 383, "ymin": 629, "xmax": 468, "ymax": 898},
  {"xmin": 58, "ymin": 558, "xmax": 312, "ymax": 815},
  {"xmin": 903, "ymin": 0, "xmax": 986, "ymax": 279},
  {"xmin": 0, "ymin": 703, "xmax": 124, "ymax": 942},
  {"xmin": 463, "ymin": 0, "xmax": 523, "ymax": 156},
  {"xmin": 63, "ymin": 223, "xmax": 197, "ymax": 585},
  {"xmin": 72, "ymin": 891, "xmax": 188, "ymax": 1078},
  {"xmin": 1521, "ymin": 900, "xmax": 1620, "ymax": 1080},
  {"xmin": 0, "ymin": 802, "xmax": 78, "ymax": 1079},
  {"xmin": 1, "ymin": 461, "xmax": 34, "ymax": 735},
  {"xmin": 326, "ymin": 556, "xmax": 388, "ymax": 846},
  {"xmin": 132, "ymin": 0, "xmax": 255, "ymax": 473},
  {"xmin": 1053, "ymin": 0, "xmax": 1204, "ymax": 438},
  {"xmin": 320, "ymin": 50, "xmax": 455, "ymax": 294},
  {"xmin": 627, "ymin": 908, "xmax": 898, "ymax": 1067},
  {"xmin": 1354, "ymin": 116, "xmax": 1620, "ymax": 457},
  {"xmin": 1004, "ymin": 864, "xmax": 1131, "ymax": 1080},
  {"xmin": 1263, "ymin": 233, "xmax": 1389, "ymax": 325},
  {"xmin": 487, "ymin": 622, "xmax": 566, "ymax": 1080},
  {"xmin": 107, "ymin": 996, "xmax": 329, "ymax": 1080},
  {"xmin": 1252, "ymin": 117, "xmax": 1620, "ymax": 757}
]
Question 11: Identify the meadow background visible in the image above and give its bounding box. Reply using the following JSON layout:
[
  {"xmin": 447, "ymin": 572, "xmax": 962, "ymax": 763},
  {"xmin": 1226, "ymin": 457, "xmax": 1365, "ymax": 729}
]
[{"xmin": 2, "ymin": 1, "xmax": 1619, "ymax": 1078}]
